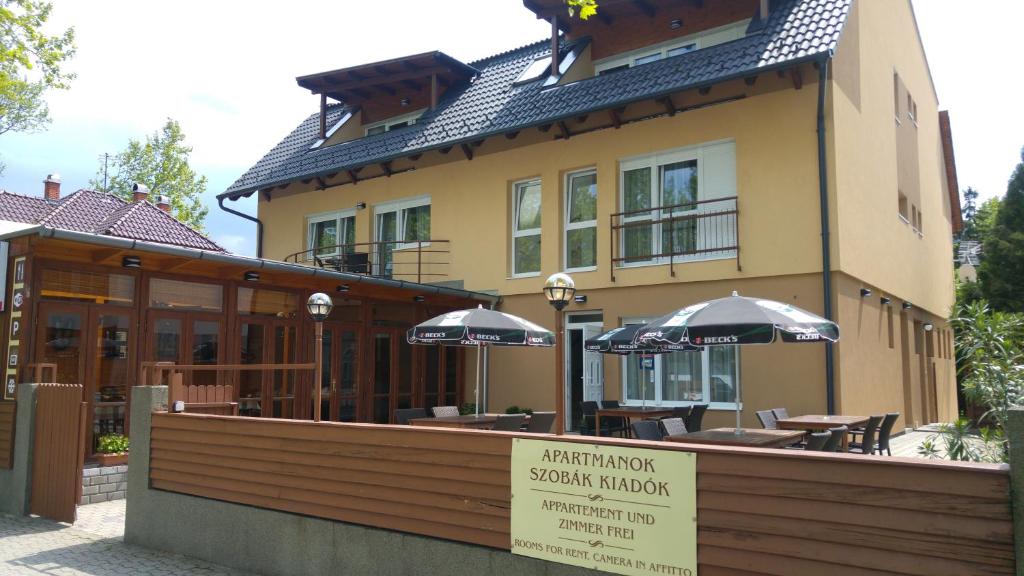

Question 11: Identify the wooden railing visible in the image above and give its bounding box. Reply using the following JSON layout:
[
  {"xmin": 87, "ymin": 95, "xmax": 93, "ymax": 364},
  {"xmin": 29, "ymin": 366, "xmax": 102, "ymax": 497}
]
[
  {"xmin": 140, "ymin": 362, "xmax": 315, "ymax": 417},
  {"xmin": 610, "ymin": 196, "xmax": 739, "ymax": 281},
  {"xmin": 283, "ymin": 239, "xmax": 451, "ymax": 284},
  {"xmin": 148, "ymin": 413, "xmax": 1013, "ymax": 574}
]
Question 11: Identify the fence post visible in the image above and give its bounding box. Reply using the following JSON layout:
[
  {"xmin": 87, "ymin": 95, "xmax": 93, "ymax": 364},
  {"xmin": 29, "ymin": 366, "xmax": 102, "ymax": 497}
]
[
  {"xmin": 124, "ymin": 385, "xmax": 167, "ymax": 545},
  {"xmin": 1006, "ymin": 408, "xmax": 1024, "ymax": 575}
]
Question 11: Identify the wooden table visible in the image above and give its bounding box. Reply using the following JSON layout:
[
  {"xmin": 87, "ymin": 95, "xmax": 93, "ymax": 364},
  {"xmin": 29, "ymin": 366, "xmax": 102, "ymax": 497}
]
[
  {"xmin": 595, "ymin": 406, "xmax": 676, "ymax": 437},
  {"xmin": 665, "ymin": 428, "xmax": 806, "ymax": 448},
  {"xmin": 776, "ymin": 415, "xmax": 870, "ymax": 451},
  {"xmin": 408, "ymin": 414, "xmax": 528, "ymax": 430}
]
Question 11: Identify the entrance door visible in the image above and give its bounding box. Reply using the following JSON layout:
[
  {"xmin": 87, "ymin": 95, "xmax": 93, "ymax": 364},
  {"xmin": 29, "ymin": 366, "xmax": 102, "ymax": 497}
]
[
  {"xmin": 368, "ymin": 328, "xmax": 413, "ymax": 423},
  {"xmin": 565, "ymin": 313, "xmax": 604, "ymax": 433},
  {"xmin": 322, "ymin": 323, "xmax": 360, "ymax": 422},
  {"xmin": 37, "ymin": 303, "xmax": 132, "ymax": 456},
  {"xmin": 148, "ymin": 312, "xmax": 224, "ymax": 388}
]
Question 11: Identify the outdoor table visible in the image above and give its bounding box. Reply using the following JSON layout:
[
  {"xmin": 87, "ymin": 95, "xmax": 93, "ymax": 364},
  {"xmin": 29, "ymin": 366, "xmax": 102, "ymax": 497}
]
[
  {"xmin": 665, "ymin": 428, "xmax": 806, "ymax": 448},
  {"xmin": 408, "ymin": 414, "xmax": 529, "ymax": 430},
  {"xmin": 775, "ymin": 415, "xmax": 870, "ymax": 451},
  {"xmin": 595, "ymin": 406, "xmax": 676, "ymax": 437}
]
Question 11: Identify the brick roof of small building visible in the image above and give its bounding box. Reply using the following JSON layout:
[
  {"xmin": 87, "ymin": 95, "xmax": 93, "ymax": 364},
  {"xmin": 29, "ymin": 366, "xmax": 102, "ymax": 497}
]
[
  {"xmin": 0, "ymin": 189, "xmax": 224, "ymax": 252},
  {"xmin": 222, "ymin": 0, "xmax": 851, "ymax": 199}
]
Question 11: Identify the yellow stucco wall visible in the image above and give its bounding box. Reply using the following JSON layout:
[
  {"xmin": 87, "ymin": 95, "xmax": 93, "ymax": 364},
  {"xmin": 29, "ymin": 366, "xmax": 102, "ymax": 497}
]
[{"xmin": 829, "ymin": 0, "xmax": 955, "ymax": 319}]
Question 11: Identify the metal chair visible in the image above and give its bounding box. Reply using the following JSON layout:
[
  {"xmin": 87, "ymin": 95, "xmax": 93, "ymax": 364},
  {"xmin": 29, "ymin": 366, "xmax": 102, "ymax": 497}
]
[
  {"xmin": 804, "ymin": 431, "xmax": 831, "ymax": 451},
  {"xmin": 525, "ymin": 411, "xmax": 556, "ymax": 433},
  {"xmin": 771, "ymin": 407, "xmax": 790, "ymax": 420},
  {"xmin": 821, "ymin": 426, "xmax": 848, "ymax": 452},
  {"xmin": 631, "ymin": 420, "xmax": 664, "ymax": 441},
  {"xmin": 579, "ymin": 401, "xmax": 608, "ymax": 436},
  {"xmin": 598, "ymin": 400, "xmax": 629, "ymax": 437},
  {"xmin": 432, "ymin": 405, "xmax": 459, "ymax": 418},
  {"xmin": 492, "ymin": 414, "xmax": 526, "ymax": 431},
  {"xmin": 848, "ymin": 415, "xmax": 884, "ymax": 454},
  {"xmin": 756, "ymin": 410, "xmax": 778, "ymax": 430},
  {"xmin": 685, "ymin": 404, "xmax": 709, "ymax": 432},
  {"xmin": 671, "ymin": 405, "xmax": 692, "ymax": 420},
  {"xmin": 875, "ymin": 412, "xmax": 901, "ymax": 456},
  {"xmin": 395, "ymin": 408, "xmax": 427, "ymax": 425},
  {"xmin": 659, "ymin": 417, "xmax": 687, "ymax": 437}
]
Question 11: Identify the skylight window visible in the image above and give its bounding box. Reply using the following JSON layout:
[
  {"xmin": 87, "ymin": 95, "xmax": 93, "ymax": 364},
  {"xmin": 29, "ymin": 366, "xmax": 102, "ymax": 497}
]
[{"xmin": 515, "ymin": 56, "xmax": 552, "ymax": 85}]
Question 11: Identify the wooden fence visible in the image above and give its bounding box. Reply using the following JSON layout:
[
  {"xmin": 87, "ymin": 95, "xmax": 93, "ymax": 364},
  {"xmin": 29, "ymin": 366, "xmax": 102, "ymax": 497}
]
[
  {"xmin": 148, "ymin": 413, "xmax": 1013, "ymax": 575},
  {"xmin": 30, "ymin": 384, "xmax": 86, "ymax": 523},
  {"xmin": 0, "ymin": 401, "xmax": 14, "ymax": 469}
]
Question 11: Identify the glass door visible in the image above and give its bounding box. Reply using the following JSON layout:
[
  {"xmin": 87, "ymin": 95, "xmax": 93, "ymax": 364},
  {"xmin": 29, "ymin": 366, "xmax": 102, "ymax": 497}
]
[
  {"xmin": 92, "ymin": 312, "xmax": 131, "ymax": 454},
  {"xmin": 370, "ymin": 331, "xmax": 393, "ymax": 423},
  {"xmin": 323, "ymin": 323, "xmax": 359, "ymax": 422},
  {"xmin": 272, "ymin": 325, "xmax": 297, "ymax": 418},
  {"xmin": 37, "ymin": 303, "xmax": 87, "ymax": 386},
  {"xmin": 238, "ymin": 323, "xmax": 264, "ymax": 416},
  {"xmin": 147, "ymin": 312, "xmax": 223, "ymax": 386}
]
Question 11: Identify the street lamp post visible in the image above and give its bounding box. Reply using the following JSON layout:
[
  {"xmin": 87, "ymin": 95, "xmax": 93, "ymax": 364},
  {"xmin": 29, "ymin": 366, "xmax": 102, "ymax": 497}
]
[
  {"xmin": 544, "ymin": 273, "xmax": 575, "ymax": 435},
  {"xmin": 306, "ymin": 292, "xmax": 334, "ymax": 422}
]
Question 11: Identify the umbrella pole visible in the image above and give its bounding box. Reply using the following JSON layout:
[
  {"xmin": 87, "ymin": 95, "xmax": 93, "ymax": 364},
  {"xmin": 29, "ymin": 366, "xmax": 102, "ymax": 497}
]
[
  {"xmin": 475, "ymin": 342, "xmax": 481, "ymax": 417},
  {"xmin": 735, "ymin": 375, "xmax": 742, "ymax": 435}
]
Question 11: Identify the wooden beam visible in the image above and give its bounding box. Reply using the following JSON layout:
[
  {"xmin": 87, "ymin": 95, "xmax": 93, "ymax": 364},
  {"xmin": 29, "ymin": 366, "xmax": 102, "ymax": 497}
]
[
  {"xmin": 348, "ymin": 170, "xmax": 360, "ymax": 185},
  {"xmin": 402, "ymin": 60, "xmax": 419, "ymax": 72},
  {"xmin": 262, "ymin": 190, "xmax": 272, "ymax": 202},
  {"xmin": 401, "ymin": 79, "xmax": 422, "ymax": 92},
  {"xmin": 538, "ymin": 123, "xmax": 553, "ymax": 133},
  {"xmin": 315, "ymin": 176, "xmax": 328, "ymax": 190},
  {"xmin": 632, "ymin": 0, "xmax": 656, "ymax": 17},
  {"xmin": 374, "ymin": 65, "xmax": 390, "ymax": 76},
  {"xmin": 557, "ymin": 121, "xmax": 571, "ymax": 140},
  {"xmin": 505, "ymin": 131, "xmax": 519, "ymax": 140},
  {"xmin": 471, "ymin": 139, "xmax": 484, "ymax": 148},
  {"xmin": 551, "ymin": 14, "xmax": 560, "ymax": 77},
  {"xmin": 576, "ymin": 115, "xmax": 589, "ymax": 124},
  {"xmin": 744, "ymin": 76, "xmax": 758, "ymax": 86},
  {"xmin": 760, "ymin": 0, "xmax": 769, "ymax": 21},
  {"xmin": 790, "ymin": 68, "xmax": 803, "ymax": 90},
  {"xmin": 659, "ymin": 97, "xmax": 676, "ymax": 116},
  {"xmin": 460, "ymin": 143, "xmax": 474, "ymax": 161},
  {"xmin": 319, "ymin": 93, "xmax": 327, "ymax": 139},
  {"xmin": 408, "ymin": 153, "xmax": 422, "ymax": 161},
  {"xmin": 609, "ymin": 108, "xmax": 623, "ymax": 129},
  {"xmin": 161, "ymin": 257, "xmax": 194, "ymax": 273},
  {"xmin": 316, "ymin": 66, "xmax": 453, "ymax": 93},
  {"xmin": 374, "ymin": 84, "xmax": 396, "ymax": 96},
  {"xmin": 439, "ymin": 146, "xmax": 453, "ymax": 155},
  {"xmin": 91, "ymin": 248, "xmax": 123, "ymax": 264},
  {"xmin": 380, "ymin": 161, "xmax": 393, "ymax": 177},
  {"xmin": 430, "ymin": 73, "xmax": 438, "ymax": 110},
  {"xmin": 597, "ymin": 9, "xmax": 614, "ymax": 26},
  {"xmin": 698, "ymin": 86, "xmax": 712, "ymax": 96}
]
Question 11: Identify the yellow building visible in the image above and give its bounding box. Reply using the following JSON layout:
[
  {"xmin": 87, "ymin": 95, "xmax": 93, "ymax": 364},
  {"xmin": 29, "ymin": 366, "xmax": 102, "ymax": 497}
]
[{"xmin": 220, "ymin": 0, "xmax": 962, "ymax": 431}]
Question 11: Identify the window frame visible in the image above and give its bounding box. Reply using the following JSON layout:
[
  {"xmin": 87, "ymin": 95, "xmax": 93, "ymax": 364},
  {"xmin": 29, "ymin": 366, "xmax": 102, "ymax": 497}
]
[
  {"xmin": 306, "ymin": 209, "xmax": 357, "ymax": 258},
  {"xmin": 618, "ymin": 146, "xmax": 704, "ymax": 267},
  {"xmin": 592, "ymin": 19, "xmax": 747, "ymax": 75},
  {"xmin": 619, "ymin": 318, "xmax": 741, "ymax": 410},
  {"xmin": 564, "ymin": 169, "xmax": 598, "ymax": 272},
  {"xmin": 363, "ymin": 108, "xmax": 426, "ymax": 137},
  {"xmin": 511, "ymin": 178, "xmax": 543, "ymax": 278},
  {"xmin": 373, "ymin": 196, "xmax": 432, "ymax": 251}
]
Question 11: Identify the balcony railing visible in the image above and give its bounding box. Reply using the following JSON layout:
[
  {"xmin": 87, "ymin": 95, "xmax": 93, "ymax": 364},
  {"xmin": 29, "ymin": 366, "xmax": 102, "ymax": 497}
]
[
  {"xmin": 610, "ymin": 196, "xmax": 738, "ymax": 281},
  {"xmin": 284, "ymin": 239, "xmax": 450, "ymax": 284}
]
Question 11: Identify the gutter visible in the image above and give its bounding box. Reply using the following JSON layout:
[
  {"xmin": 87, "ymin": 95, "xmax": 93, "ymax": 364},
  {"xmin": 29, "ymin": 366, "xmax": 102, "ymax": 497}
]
[
  {"xmin": 816, "ymin": 55, "xmax": 835, "ymax": 414},
  {"xmin": 8, "ymin": 226, "xmax": 500, "ymax": 305},
  {"xmin": 218, "ymin": 196, "xmax": 264, "ymax": 258}
]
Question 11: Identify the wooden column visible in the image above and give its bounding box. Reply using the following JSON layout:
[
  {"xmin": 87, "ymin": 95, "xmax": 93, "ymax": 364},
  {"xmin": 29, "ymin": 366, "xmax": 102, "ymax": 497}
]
[
  {"xmin": 550, "ymin": 14, "xmax": 560, "ymax": 76},
  {"xmin": 319, "ymin": 93, "xmax": 327, "ymax": 139},
  {"xmin": 430, "ymin": 73, "xmax": 438, "ymax": 110},
  {"xmin": 760, "ymin": 0, "xmax": 769, "ymax": 21}
]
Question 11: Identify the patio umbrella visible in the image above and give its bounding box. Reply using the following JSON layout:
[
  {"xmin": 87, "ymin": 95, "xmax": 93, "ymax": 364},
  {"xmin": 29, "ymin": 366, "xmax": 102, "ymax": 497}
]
[
  {"xmin": 584, "ymin": 325, "xmax": 700, "ymax": 409},
  {"xmin": 407, "ymin": 305, "xmax": 554, "ymax": 416},
  {"xmin": 635, "ymin": 291, "xmax": 839, "ymax": 433}
]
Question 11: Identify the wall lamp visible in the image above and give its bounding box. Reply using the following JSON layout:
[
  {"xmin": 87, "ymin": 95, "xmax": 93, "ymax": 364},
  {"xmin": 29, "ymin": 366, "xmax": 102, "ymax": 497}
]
[
  {"xmin": 880, "ymin": 296, "xmax": 892, "ymax": 305},
  {"xmin": 355, "ymin": 202, "xmax": 366, "ymax": 210},
  {"xmin": 574, "ymin": 294, "xmax": 587, "ymax": 304},
  {"xmin": 122, "ymin": 255, "xmax": 141, "ymax": 269},
  {"xmin": 923, "ymin": 322, "xmax": 934, "ymax": 332},
  {"xmin": 336, "ymin": 284, "xmax": 350, "ymax": 292},
  {"xmin": 243, "ymin": 271, "xmax": 260, "ymax": 282},
  {"xmin": 400, "ymin": 97, "xmax": 411, "ymax": 107},
  {"xmin": 413, "ymin": 295, "xmax": 426, "ymax": 302},
  {"xmin": 902, "ymin": 302, "xmax": 913, "ymax": 310},
  {"xmin": 859, "ymin": 288, "xmax": 872, "ymax": 298},
  {"xmin": 670, "ymin": 18, "xmax": 683, "ymax": 29}
]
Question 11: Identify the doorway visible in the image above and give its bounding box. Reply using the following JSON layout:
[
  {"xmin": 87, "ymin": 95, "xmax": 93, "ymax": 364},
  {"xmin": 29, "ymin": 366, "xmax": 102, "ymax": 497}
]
[
  {"xmin": 320, "ymin": 322, "xmax": 360, "ymax": 422},
  {"xmin": 565, "ymin": 312, "xmax": 603, "ymax": 433},
  {"xmin": 36, "ymin": 302, "xmax": 134, "ymax": 456},
  {"xmin": 368, "ymin": 328, "xmax": 414, "ymax": 423}
]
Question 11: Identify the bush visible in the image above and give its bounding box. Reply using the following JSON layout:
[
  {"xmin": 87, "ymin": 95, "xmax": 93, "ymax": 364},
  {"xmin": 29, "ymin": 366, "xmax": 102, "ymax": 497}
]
[
  {"xmin": 505, "ymin": 406, "xmax": 534, "ymax": 415},
  {"xmin": 458, "ymin": 403, "xmax": 477, "ymax": 415},
  {"xmin": 918, "ymin": 418, "xmax": 1006, "ymax": 463},
  {"xmin": 97, "ymin": 433, "xmax": 129, "ymax": 455}
]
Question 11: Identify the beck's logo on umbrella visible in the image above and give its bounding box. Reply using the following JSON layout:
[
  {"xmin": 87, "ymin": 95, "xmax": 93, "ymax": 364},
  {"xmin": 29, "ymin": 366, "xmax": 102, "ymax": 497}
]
[{"xmin": 693, "ymin": 335, "xmax": 739, "ymax": 345}]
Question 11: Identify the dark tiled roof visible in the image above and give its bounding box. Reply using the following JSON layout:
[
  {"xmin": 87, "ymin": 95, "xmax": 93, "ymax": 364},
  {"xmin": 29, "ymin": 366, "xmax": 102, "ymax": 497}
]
[
  {"xmin": 0, "ymin": 189, "xmax": 224, "ymax": 252},
  {"xmin": 223, "ymin": 0, "xmax": 850, "ymax": 199}
]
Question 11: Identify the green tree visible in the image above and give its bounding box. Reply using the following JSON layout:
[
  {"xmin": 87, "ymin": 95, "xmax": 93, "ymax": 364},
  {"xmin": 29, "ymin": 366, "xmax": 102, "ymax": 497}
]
[
  {"xmin": 979, "ymin": 148, "xmax": 1024, "ymax": 312},
  {"xmin": 91, "ymin": 119, "xmax": 209, "ymax": 230},
  {"xmin": 961, "ymin": 186, "xmax": 979, "ymax": 226},
  {"xmin": 0, "ymin": 0, "xmax": 76, "ymax": 136},
  {"xmin": 565, "ymin": 0, "xmax": 597, "ymax": 20}
]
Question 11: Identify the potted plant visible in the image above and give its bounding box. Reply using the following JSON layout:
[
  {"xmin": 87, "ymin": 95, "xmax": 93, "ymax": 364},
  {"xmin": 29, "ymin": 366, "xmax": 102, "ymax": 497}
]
[{"xmin": 95, "ymin": 433, "xmax": 129, "ymax": 466}]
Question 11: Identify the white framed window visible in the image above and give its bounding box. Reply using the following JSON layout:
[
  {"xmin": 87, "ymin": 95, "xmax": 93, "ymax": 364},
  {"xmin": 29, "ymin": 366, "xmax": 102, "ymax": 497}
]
[
  {"xmin": 374, "ymin": 196, "xmax": 431, "ymax": 277},
  {"xmin": 306, "ymin": 209, "xmax": 356, "ymax": 258},
  {"xmin": 620, "ymin": 319, "xmax": 740, "ymax": 409},
  {"xmin": 594, "ymin": 20, "xmax": 748, "ymax": 75},
  {"xmin": 364, "ymin": 109, "xmax": 425, "ymax": 136},
  {"xmin": 565, "ymin": 170, "xmax": 597, "ymax": 271},
  {"xmin": 512, "ymin": 179, "xmax": 542, "ymax": 277}
]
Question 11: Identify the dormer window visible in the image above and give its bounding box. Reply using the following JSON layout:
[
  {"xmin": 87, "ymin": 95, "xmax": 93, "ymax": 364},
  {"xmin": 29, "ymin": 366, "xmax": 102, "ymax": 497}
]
[
  {"xmin": 593, "ymin": 20, "xmax": 746, "ymax": 76},
  {"xmin": 364, "ymin": 109, "xmax": 425, "ymax": 137},
  {"xmin": 516, "ymin": 56, "xmax": 553, "ymax": 85}
]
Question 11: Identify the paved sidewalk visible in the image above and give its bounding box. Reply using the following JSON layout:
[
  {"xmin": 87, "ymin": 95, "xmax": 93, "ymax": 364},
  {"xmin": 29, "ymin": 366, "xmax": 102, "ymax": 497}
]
[{"xmin": 0, "ymin": 501, "xmax": 253, "ymax": 575}]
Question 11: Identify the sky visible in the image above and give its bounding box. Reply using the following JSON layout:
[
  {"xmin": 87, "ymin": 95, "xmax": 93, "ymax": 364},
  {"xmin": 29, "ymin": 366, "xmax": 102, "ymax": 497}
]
[{"xmin": 0, "ymin": 1, "xmax": 1020, "ymax": 257}]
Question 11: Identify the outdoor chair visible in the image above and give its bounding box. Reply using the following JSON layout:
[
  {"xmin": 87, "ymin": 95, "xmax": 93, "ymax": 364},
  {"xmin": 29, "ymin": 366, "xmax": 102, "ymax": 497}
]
[
  {"xmin": 598, "ymin": 400, "xmax": 629, "ymax": 437},
  {"xmin": 659, "ymin": 417, "xmax": 687, "ymax": 437},
  {"xmin": 579, "ymin": 401, "xmax": 613, "ymax": 436},
  {"xmin": 821, "ymin": 426, "xmax": 848, "ymax": 452},
  {"xmin": 756, "ymin": 410, "xmax": 778, "ymax": 430},
  {"xmin": 685, "ymin": 404, "xmax": 709, "ymax": 432},
  {"xmin": 432, "ymin": 405, "xmax": 459, "ymax": 418},
  {"xmin": 771, "ymin": 407, "xmax": 790, "ymax": 420},
  {"xmin": 875, "ymin": 412, "xmax": 901, "ymax": 456},
  {"xmin": 848, "ymin": 415, "xmax": 884, "ymax": 455},
  {"xmin": 395, "ymin": 407, "xmax": 427, "ymax": 425},
  {"xmin": 492, "ymin": 414, "xmax": 526, "ymax": 431},
  {"xmin": 671, "ymin": 405, "xmax": 691, "ymax": 420},
  {"xmin": 631, "ymin": 420, "xmax": 664, "ymax": 441},
  {"xmin": 525, "ymin": 411, "xmax": 556, "ymax": 433},
  {"xmin": 803, "ymin": 431, "xmax": 832, "ymax": 451}
]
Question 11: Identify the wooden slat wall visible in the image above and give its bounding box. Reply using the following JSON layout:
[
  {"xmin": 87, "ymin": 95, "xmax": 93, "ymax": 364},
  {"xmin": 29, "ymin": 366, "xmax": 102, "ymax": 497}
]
[
  {"xmin": 30, "ymin": 384, "xmax": 85, "ymax": 523},
  {"xmin": 149, "ymin": 414, "xmax": 1014, "ymax": 575},
  {"xmin": 0, "ymin": 401, "xmax": 15, "ymax": 469}
]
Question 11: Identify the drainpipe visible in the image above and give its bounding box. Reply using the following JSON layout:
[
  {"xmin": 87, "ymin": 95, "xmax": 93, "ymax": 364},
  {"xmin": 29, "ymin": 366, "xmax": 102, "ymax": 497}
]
[
  {"xmin": 816, "ymin": 56, "xmax": 835, "ymax": 414},
  {"xmin": 217, "ymin": 195, "xmax": 264, "ymax": 258}
]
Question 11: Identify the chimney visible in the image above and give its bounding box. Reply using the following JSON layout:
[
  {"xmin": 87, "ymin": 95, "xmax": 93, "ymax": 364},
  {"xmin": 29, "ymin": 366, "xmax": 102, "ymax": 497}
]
[
  {"xmin": 43, "ymin": 173, "xmax": 61, "ymax": 201},
  {"xmin": 156, "ymin": 195, "xmax": 171, "ymax": 213},
  {"xmin": 132, "ymin": 182, "xmax": 150, "ymax": 203}
]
